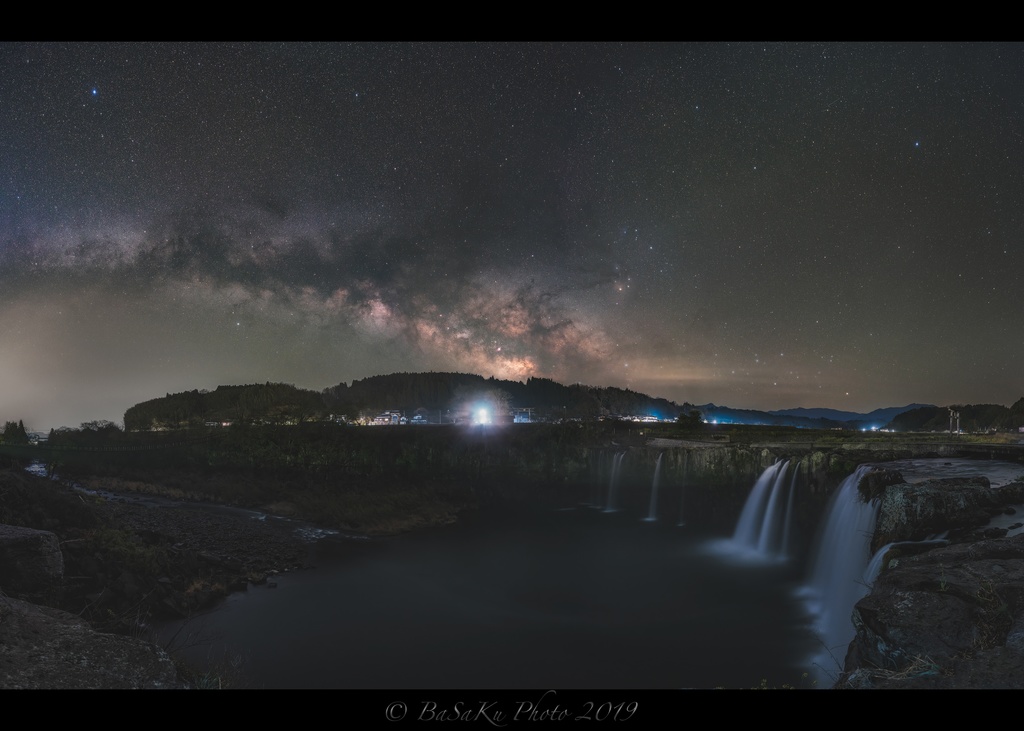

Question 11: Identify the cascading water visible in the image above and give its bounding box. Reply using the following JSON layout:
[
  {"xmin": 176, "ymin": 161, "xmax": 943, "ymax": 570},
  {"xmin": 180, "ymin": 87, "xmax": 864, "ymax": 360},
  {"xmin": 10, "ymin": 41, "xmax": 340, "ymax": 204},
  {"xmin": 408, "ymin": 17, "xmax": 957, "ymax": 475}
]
[
  {"xmin": 802, "ymin": 463, "xmax": 879, "ymax": 685},
  {"xmin": 863, "ymin": 542, "xmax": 894, "ymax": 587},
  {"xmin": 780, "ymin": 468, "xmax": 798, "ymax": 560},
  {"xmin": 755, "ymin": 462, "xmax": 790, "ymax": 555},
  {"xmin": 711, "ymin": 457, "xmax": 1012, "ymax": 686},
  {"xmin": 730, "ymin": 460, "xmax": 793, "ymax": 560},
  {"xmin": 604, "ymin": 452, "xmax": 626, "ymax": 512},
  {"xmin": 644, "ymin": 453, "xmax": 663, "ymax": 522},
  {"xmin": 864, "ymin": 539, "xmax": 948, "ymax": 586}
]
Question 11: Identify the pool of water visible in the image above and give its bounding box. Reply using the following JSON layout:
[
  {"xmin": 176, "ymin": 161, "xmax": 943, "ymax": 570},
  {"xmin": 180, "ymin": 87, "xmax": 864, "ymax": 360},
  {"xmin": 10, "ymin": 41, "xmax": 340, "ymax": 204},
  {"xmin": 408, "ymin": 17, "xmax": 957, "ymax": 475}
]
[{"xmin": 159, "ymin": 505, "xmax": 818, "ymax": 689}]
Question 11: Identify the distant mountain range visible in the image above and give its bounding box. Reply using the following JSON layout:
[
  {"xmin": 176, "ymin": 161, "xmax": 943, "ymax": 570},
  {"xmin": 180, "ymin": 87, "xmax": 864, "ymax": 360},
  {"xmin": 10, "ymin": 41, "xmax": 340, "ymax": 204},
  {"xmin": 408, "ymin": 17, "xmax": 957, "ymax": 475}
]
[
  {"xmin": 769, "ymin": 405, "xmax": 936, "ymax": 423},
  {"xmin": 694, "ymin": 403, "xmax": 935, "ymax": 430}
]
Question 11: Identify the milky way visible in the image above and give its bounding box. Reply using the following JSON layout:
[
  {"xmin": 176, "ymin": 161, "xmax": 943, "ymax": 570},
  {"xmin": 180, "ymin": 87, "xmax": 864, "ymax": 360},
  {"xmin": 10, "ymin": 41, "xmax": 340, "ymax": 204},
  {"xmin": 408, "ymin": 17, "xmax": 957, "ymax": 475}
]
[{"xmin": 2, "ymin": 42, "xmax": 1022, "ymax": 430}]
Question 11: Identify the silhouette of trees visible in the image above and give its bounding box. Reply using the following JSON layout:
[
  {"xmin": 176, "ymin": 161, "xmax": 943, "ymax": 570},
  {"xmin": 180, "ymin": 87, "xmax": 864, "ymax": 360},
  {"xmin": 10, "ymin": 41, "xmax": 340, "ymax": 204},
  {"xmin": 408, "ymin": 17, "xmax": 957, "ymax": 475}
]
[
  {"xmin": 121, "ymin": 373, "xmax": 692, "ymax": 431},
  {"xmin": 1, "ymin": 420, "xmax": 29, "ymax": 444}
]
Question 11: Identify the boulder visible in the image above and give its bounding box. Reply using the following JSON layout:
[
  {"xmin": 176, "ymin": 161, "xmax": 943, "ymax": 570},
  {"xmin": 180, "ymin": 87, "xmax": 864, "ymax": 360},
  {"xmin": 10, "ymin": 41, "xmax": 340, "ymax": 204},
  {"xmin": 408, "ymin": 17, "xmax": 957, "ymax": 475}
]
[
  {"xmin": 870, "ymin": 478, "xmax": 1024, "ymax": 553},
  {"xmin": 838, "ymin": 534, "xmax": 1024, "ymax": 688},
  {"xmin": 0, "ymin": 595, "xmax": 183, "ymax": 689},
  {"xmin": 0, "ymin": 524, "xmax": 63, "ymax": 602}
]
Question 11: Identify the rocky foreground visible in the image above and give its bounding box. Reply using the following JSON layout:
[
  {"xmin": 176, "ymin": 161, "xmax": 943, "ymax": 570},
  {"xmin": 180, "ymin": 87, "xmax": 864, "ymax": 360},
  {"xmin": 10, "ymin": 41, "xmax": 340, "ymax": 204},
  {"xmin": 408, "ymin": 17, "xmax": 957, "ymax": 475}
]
[
  {"xmin": 0, "ymin": 596, "xmax": 181, "ymax": 689},
  {"xmin": 836, "ymin": 473, "xmax": 1024, "ymax": 688},
  {"xmin": 0, "ymin": 467, "xmax": 309, "ymax": 688}
]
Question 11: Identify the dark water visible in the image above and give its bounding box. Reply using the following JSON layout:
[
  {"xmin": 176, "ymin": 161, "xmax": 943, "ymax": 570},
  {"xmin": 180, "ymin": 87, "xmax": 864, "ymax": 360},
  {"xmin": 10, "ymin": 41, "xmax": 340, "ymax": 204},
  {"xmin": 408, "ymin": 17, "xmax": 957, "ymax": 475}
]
[
  {"xmin": 155, "ymin": 457, "xmax": 1024, "ymax": 689},
  {"xmin": 160, "ymin": 505, "xmax": 818, "ymax": 689}
]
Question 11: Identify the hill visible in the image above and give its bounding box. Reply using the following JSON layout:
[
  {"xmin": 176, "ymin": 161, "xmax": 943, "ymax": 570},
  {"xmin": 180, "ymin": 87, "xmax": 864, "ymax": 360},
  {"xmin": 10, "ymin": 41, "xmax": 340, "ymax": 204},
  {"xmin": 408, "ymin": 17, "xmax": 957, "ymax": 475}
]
[
  {"xmin": 768, "ymin": 404, "xmax": 933, "ymax": 424},
  {"xmin": 887, "ymin": 399, "xmax": 1024, "ymax": 432},
  {"xmin": 122, "ymin": 374, "xmax": 687, "ymax": 430}
]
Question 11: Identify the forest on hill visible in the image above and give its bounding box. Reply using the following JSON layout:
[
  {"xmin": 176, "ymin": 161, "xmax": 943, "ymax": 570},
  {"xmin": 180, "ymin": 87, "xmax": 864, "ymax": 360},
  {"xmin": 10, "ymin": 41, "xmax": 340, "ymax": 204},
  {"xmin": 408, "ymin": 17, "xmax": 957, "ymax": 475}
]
[
  {"xmin": 887, "ymin": 399, "xmax": 1024, "ymax": 433},
  {"xmin": 121, "ymin": 373, "xmax": 687, "ymax": 431}
]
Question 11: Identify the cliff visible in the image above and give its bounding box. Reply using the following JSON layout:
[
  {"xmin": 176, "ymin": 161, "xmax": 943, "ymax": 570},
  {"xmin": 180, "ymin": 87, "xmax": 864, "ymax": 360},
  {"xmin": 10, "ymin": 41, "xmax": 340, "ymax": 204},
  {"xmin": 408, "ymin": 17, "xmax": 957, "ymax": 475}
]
[{"xmin": 836, "ymin": 474, "xmax": 1024, "ymax": 688}]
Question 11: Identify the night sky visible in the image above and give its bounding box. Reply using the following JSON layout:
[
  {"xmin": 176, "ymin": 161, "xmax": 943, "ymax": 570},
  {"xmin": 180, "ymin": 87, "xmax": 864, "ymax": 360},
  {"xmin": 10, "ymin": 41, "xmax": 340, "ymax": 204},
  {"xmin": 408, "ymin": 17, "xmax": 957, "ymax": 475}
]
[{"xmin": 2, "ymin": 42, "xmax": 1022, "ymax": 431}]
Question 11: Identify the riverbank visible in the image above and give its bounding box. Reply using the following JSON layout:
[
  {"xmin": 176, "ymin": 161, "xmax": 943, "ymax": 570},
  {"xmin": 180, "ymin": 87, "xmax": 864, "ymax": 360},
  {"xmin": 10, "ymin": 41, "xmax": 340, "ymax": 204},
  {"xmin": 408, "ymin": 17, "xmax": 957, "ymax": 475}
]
[
  {"xmin": 18, "ymin": 468, "xmax": 318, "ymax": 613},
  {"xmin": 0, "ymin": 466, "xmax": 317, "ymax": 687},
  {"xmin": 44, "ymin": 465, "xmax": 478, "ymax": 537}
]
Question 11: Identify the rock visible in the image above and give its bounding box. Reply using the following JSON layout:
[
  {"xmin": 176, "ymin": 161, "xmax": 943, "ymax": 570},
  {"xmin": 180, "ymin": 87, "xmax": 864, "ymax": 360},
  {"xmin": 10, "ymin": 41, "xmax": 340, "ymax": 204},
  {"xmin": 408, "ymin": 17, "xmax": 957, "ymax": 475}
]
[
  {"xmin": 870, "ymin": 478, "xmax": 1024, "ymax": 553},
  {"xmin": 837, "ymin": 534, "xmax": 1024, "ymax": 689},
  {"xmin": 0, "ymin": 595, "xmax": 183, "ymax": 689},
  {"xmin": 857, "ymin": 469, "xmax": 906, "ymax": 501},
  {"xmin": 0, "ymin": 524, "xmax": 63, "ymax": 602}
]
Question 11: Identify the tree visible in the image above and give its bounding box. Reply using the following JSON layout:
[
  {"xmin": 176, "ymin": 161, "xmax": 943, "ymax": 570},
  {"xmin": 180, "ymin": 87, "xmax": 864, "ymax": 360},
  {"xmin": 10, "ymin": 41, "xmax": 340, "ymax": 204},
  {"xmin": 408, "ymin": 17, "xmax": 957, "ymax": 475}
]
[
  {"xmin": 678, "ymin": 410, "xmax": 703, "ymax": 427},
  {"xmin": 2, "ymin": 420, "xmax": 29, "ymax": 444}
]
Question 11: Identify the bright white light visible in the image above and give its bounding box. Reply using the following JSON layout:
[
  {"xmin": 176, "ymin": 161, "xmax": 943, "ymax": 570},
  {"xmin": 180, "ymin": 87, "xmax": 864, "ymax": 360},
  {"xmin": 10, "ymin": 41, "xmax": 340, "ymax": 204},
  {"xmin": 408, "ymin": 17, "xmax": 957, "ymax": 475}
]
[{"xmin": 475, "ymin": 407, "xmax": 491, "ymax": 425}]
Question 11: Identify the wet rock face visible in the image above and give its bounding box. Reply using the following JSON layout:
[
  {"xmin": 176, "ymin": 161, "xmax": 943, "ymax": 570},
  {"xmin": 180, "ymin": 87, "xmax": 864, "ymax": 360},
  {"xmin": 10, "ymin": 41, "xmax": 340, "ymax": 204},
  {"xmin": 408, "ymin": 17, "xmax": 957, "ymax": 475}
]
[
  {"xmin": 0, "ymin": 524, "xmax": 63, "ymax": 602},
  {"xmin": 838, "ymin": 535, "xmax": 1024, "ymax": 689}
]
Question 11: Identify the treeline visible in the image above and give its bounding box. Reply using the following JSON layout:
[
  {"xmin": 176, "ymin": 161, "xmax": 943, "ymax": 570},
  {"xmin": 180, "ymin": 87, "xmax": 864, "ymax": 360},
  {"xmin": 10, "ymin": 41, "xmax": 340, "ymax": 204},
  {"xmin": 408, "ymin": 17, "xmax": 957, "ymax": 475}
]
[
  {"xmin": 324, "ymin": 372, "xmax": 682, "ymax": 420},
  {"xmin": 887, "ymin": 398, "xmax": 1024, "ymax": 432},
  {"xmin": 1, "ymin": 420, "xmax": 29, "ymax": 444},
  {"xmin": 124, "ymin": 383, "xmax": 328, "ymax": 431},
  {"xmin": 122, "ymin": 373, "xmax": 687, "ymax": 432}
]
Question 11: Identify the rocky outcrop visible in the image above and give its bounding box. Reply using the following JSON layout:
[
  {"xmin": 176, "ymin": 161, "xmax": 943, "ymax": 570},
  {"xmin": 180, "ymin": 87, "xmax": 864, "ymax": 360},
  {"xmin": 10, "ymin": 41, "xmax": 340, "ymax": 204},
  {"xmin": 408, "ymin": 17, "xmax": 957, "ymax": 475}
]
[
  {"xmin": 0, "ymin": 465, "xmax": 309, "ymax": 688},
  {"xmin": 834, "ymin": 474, "xmax": 1024, "ymax": 688},
  {"xmin": 0, "ymin": 519, "xmax": 183, "ymax": 688},
  {"xmin": 864, "ymin": 475, "xmax": 1024, "ymax": 553},
  {"xmin": 838, "ymin": 535, "xmax": 1024, "ymax": 689},
  {"xmin": 0, "ymin": 524, "xmax": 63, "ymax": 603},
  {"xmin": 0, "ymin": 595, "xmax": 183, "ymax": 689}
]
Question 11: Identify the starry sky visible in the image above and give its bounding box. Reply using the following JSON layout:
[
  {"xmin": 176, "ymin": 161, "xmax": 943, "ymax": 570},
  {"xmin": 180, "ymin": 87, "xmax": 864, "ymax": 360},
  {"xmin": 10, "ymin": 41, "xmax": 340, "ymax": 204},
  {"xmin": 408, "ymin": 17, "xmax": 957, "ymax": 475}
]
[{"xmin": 2, "ymin": 42, "xmax": 1022, "ymax": 431}]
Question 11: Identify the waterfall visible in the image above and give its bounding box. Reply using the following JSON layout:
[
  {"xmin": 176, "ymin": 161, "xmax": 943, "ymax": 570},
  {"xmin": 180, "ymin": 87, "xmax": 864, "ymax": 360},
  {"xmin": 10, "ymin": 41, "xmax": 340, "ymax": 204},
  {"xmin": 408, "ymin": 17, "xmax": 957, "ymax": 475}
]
[
  {"xmin": 864, "ymin": 539, "xmax": 949, "ymax": 588},
  {"xmin": 863, "ymin": 542, "xmax": 894, "ymax": 587},
  {"xmin": 604, "ymin": 452, "xmax": 626, "ymax": 512},
  {"xmin": 781, "ymin": 467, "xmax": 798, "ymax": 560},
  {"xmin": 802, "ymin": 463, "xmax": 879, "ymax": 685},
  {"xmin": 731, "ymin": 460, "xmax": 792, "ymax": 560},
  {"xmin": 644, "ymin": 453, "xmax": 663, "ymax": 522},
  {"xmin": 755, "ymin": 462, "xmax": 790, "ymax": 554}
]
